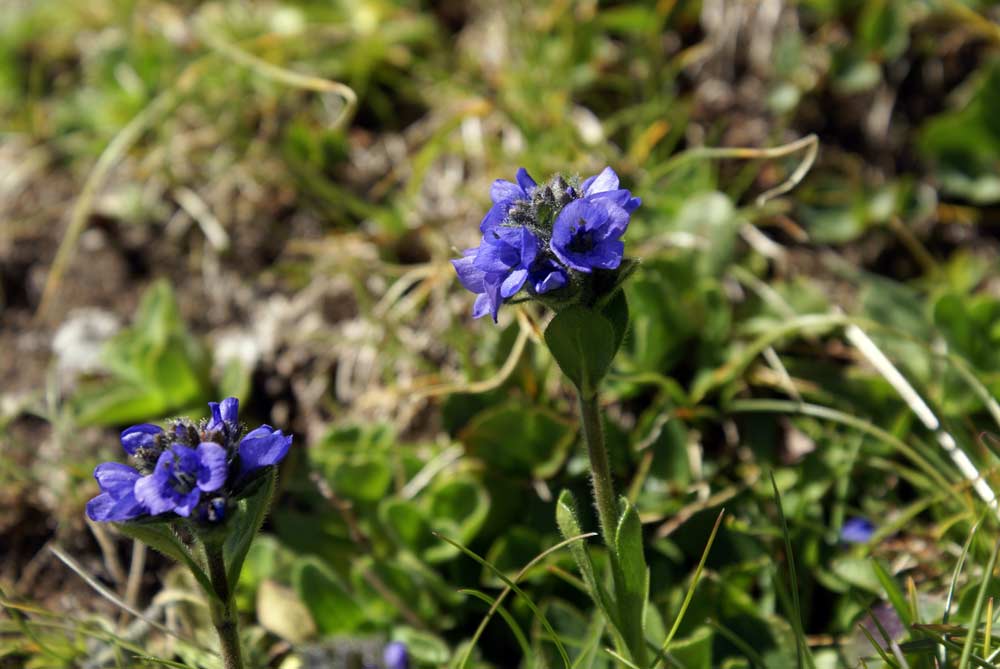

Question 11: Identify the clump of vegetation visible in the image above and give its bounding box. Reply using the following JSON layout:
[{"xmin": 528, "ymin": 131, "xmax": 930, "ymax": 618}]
[{"xmin": 3, "ymin": 1, "xmax": 1000, "ymax": 668}]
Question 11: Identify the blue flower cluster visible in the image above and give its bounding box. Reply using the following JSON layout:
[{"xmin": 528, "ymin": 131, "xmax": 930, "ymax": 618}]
[
  {"xmin": 86, "ymin": 397, "xmax": 292, "ymax": 523},
  {"xmin": 452, "ymin": 167, "xmax": 640, "ymax": 321}
]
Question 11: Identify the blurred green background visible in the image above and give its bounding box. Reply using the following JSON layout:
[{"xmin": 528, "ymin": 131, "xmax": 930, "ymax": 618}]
[{"xmin": 4, "ymin": 0, "xmax": 1000, "ymax": 667}]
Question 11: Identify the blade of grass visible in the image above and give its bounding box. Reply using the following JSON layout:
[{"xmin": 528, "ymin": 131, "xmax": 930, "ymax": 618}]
[
  {"xmin": 986, "ymin": 598, "xmax": 993, "ymax": 659},
  {"xmin": 136, "ymin": 657, "xmax": 198, "ymax": 669},
  {"xmin": 571, "ymin": 615, "xmax": 607, "ymax": 669},
  {"xmin": 859, "ymin": 622, "xmax": 902, "ymax": 669},
  {"xmin": 707, "ymin": 619, "xmax": 766, "ymax": 668},
  {"xmin": 458, "ymin": 531, "xmax": 595, "ymax": 668},
  {"xmin": 649, "ymin": 134, "xmax": 818, "ymax": 208},
  {"xmin": 730, "ymin": 400, "xmax": 965, "ymax": 513},
  {"xmin": 845, "ymin": 323, "xmax": 998, "ymax": 513},
  {"xmin": 770, "ymin": 473, "xmax": 816, "ymax": 669},
  {"xmin": 460, "ymin": 589, "xmax": 533, "ymax": 661},
  {"xmin": 959, "ymin": 537, "xmax": 1000, "ymax": 669},
  {"xmin": 605, "ymin": 647, "xmax": 643, "ymax": 669},
  {"xmin": 873, "ymin": 560, "xmax": 914, "ymax": 629},
  {"xmin": 49, "ymin": 544, "xmax": 216, "ymax": 656},
  {"xmin": 434, "ymin": 531, "xmax": 576, "ymax": 669},
  {"xmin": 651, "ymin": 509, "xmax": 725, "ymax": 668},
  {"xmin": 194, "ymin": 7, "xmax": 356, "ymax": 129},
  {"xmin": 913, "ymin": 627, "xmax": 997, "ymax": 669},
  {"xmin": 0, "ymin": 584, "xmax": 73, "ymax": 662}
]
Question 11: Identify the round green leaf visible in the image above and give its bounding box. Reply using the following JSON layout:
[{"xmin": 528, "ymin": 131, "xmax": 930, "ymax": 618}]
[{"xmin": 544, "ymin": 306, "xmax": 616, "ymax": 397}]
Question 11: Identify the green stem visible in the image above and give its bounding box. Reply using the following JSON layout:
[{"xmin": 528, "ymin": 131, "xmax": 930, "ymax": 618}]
[
  {"xmin": 205, "ymin": 542, "xmax": 244, "ymax": 669},
  {"xmin": 578, "ymin": 389, "xmax": 649, "ymax": 669},
  {"xmin": 577, "ymin": 391, "xmax": 619, "ymax": 550}
]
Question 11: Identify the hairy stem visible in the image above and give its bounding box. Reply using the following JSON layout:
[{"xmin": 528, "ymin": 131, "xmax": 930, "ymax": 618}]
[
  {"xmin": 578, "ymin": 389, "xmax": 648, "ymax": 668},
  {"xmin": 577, "ymin": 391, "xmax": 619, "ymax": 549},
  {"xmin": 205, "ymin": 542, "xmax": 244, "ymax": 669}
]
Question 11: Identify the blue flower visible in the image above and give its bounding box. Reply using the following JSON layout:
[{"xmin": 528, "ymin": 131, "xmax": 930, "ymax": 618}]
[
  {"xmin": 134, "ymin": 443, "xmax": 229, "ymax": 517},
  {"xmin": 454, "ymin": 226, "xmax": 567, "ymax": 321},
  {"xmin": 841, "ymin": 517, "xmax": 875, "ymax": 544},
  {"xmin": 120, "ymin": 424, "xmax": 162, "ymax": 455},
  {"xmin": 480, "ymin": 167, "xmax": 537, "ymax": 233},
  {"xmin": 475, "ymin": 226, "xmax": 566, "ymax": 297},
  {"xmin": 238, "ymin": 425, "xmax": 293, "ymax": 477},
  {"xmin": 383, "ymin": 642, "xmax": 409, "ymax": 669},
  {"xmin": 551, "ymin": 198, "xmax": 630, "ymax": 272},
  {"xmin": 581, "ymin": 166, "xmax": 642, "ymax": 213},
  {"xmin": 453, "ymin": 166, "xmax": 637, "ymax": 320},
  {"xmin": 87, "ymin": 397, "xmax": 293, "ymax": 524},
  {"xmin": 86, "ymin": 463, "xmax": 146, "ymax": 522}
]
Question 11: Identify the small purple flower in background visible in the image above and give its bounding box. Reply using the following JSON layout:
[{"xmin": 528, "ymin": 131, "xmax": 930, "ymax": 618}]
[
  {"xmin": 841, "ymin": 517, "xmax": 875, "ymax": 543},
  {"xmin": 86, "ymin": 397, "xmax": 292, "ymax": 524},
  {"xmin": 452, "ymin": 165, "xmax": 638, "ymax": 320},
  {"xmin": 383, "ymin": 641, "xmax": 409, "ymax": 669}
]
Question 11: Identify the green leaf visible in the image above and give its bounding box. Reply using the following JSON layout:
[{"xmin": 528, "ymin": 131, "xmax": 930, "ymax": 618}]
[
  {"xmin": 351, "ymin": 557, "xmax": 440, "ymax": 624},
  {"xmin": 330, "ymin": 456, "xmax": 392, "ymax": 502},
  {"xmin": 857, "ymin": 0, "xmax": 908, "ymax": 61},
  {"xmin": 461, "ymin": 403, "xmax": 573, "ymax": 478},
  {"xmin": 919, "ymin": 62, "xmax": 1000, "ymax": 204},
  {"xmin": 669, "ymin": 626, "xmax": 714, "ymax": 669},
  {"xmin": 74, "ymin": 280, "xmax": 210, "ymax": 426},
  {"xmin": 224, "ymin": 467, "xmax": 277, "ymax": 587},
  {"xmin": 544, "ymin": 306, "xmax": 616, "ymax": 397},
  {"xmin": 380, "ymin": 498, "xmax": 436, "ymax": 555},
  {"xmin": 293, "ymin": 558, "xmax": 366, "ymax": 635},
  {"xmin": 555, "ymin": 490, "xmax": 620, "ymax": 633},
  {"xmin": 600, "ymin": 289, "xmax": 630, "ymax": 357},
  {"xmin": 235, "ymin": 535, "xmax": 295, "ymax": 611},
  {"xmin": 673, "ymin": 191, "xmax": 739, "ymax": 277},
  {"xmin": 392, "ymin": 627, "xmax": 451, "ymax": 664},
  {"xmin": 611, "ymin": 497, "xmax": 649, "ymax": 666},
  {"xmin": 424, "ymin": 478, "xmax": 490, "ymax": 562},
  {"xmin": 113, "ymin": 521, "xmax": 215, "ymax": 598},
  {"xmin": 256, "ymin": 579, "xmax": 316, "ymax": 643},
  {"xmin": 218, "ymin": 357, "xmax": 251, "ymax": 403}
]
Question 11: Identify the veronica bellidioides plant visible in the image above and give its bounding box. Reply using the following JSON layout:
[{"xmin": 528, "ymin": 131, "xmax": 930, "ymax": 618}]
[
  {"xmin": 453, "ymin": 167, "xmax": 649, "ymax": 666},
  {"xmin": 87, "ymin": 397, "xmax": 292, "ymax": 669}
]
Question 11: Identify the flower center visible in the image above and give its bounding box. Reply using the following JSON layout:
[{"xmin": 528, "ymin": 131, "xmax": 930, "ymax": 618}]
[
  {"xmin": 169, "ymin": 457, "xmax": 197, "ymax": 493},
  {"xmin": 567, "ymin": 220, "xmax": 596, "ymax": 254}
]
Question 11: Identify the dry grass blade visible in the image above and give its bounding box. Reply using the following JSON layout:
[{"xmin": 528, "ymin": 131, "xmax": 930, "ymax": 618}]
[
  {"xmin": 194, "ymin": 6, "xmax": 357, "ymax": 130},
  {"xmin": 48, "ymin": 544, "xmax": 216, "ymax": 657},
  {"xmin": 652, "ymin": 134, "xmax": 818, "ymax": 209},
  {"xmin": 844, "ymin": 323, "xmax": 999, "ymax": 514},
  {"xmin": 35, "ymin": 91, "xmax": 178, "ymax": 319}
]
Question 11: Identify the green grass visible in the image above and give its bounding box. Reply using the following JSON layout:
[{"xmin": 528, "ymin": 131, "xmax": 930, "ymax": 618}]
[{"xmin": 3, "ymin": 1, "xmax": 1000, "ymax": 668}]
